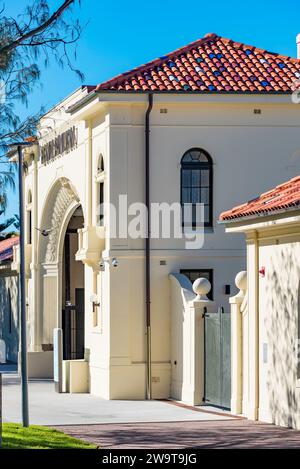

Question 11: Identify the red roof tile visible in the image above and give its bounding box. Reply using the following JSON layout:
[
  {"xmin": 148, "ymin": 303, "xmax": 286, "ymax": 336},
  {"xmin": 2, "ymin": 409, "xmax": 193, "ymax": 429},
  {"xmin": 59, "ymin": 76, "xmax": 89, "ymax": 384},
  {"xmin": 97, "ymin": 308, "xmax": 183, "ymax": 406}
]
[
  {"xmin": 0, "ymin": 236, "xmax": 19, "ymax": 262},
  {"xmin": 96, "ymin": 33, "xmax": 300, "ymax": 93},
  {"xmin": 220, "ymin": 176, "xmax": 300, "ymax": 221}
]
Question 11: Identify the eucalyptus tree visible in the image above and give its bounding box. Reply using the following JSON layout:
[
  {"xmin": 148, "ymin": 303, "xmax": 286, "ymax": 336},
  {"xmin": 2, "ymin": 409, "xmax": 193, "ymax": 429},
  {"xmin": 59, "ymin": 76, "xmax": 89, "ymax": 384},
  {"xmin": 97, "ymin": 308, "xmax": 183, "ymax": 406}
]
[{"xmin": 0, "ymin": 0, "xmax": 83, "ymax": 228}]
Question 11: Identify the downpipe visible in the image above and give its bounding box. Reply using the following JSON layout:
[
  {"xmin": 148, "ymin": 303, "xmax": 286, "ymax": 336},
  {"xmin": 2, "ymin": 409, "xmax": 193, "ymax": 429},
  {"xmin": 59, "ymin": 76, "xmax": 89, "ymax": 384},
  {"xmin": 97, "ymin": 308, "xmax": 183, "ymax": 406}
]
[{"xmin": 145, "ymin": 93, "xmax": 153, "ymax": 400}]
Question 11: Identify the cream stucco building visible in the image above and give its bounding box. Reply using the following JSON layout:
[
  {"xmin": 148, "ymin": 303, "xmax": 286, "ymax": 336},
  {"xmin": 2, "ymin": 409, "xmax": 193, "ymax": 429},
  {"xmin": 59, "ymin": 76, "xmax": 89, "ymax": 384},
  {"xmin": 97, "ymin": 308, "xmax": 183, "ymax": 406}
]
[
  {"xmin": 17, "ymin": 33, "xmax": 300, "ymax": 403},
  {"xmin": 221, "ymin": 175, "xmax": 300, "ymax": 429}
]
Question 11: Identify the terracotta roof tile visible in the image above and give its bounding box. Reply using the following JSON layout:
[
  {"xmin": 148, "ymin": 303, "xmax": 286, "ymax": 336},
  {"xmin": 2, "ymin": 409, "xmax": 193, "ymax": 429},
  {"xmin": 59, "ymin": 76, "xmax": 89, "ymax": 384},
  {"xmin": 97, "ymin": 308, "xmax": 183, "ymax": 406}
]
[
  {"xmin": 96, "ymin": 34, "xmax": 300, "ymax": 93},
  {"xmin": 219, "ymin": 176, "xmax": 300, "ymax": 221},
  {"xmin": 0, "ymin": 236, "xmax": 19, "ymax": 262}
]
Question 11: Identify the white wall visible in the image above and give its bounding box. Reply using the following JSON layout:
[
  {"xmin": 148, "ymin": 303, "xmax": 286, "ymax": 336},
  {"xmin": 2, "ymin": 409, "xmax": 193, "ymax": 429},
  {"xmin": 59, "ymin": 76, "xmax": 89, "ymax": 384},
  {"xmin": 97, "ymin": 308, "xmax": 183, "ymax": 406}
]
[
  {"xmin": 258, "ymin": 235, "xmax": 300, "ymax": 428},
  {"xmin": 24, "ymin": 92, "xmax": 300, "ymax": 399}
]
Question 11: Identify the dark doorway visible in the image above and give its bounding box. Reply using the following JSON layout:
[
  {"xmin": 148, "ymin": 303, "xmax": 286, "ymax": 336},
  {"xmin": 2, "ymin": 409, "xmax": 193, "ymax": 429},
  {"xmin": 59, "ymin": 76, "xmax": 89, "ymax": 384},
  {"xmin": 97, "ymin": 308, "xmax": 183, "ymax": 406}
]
[{"xmin": 62, "ymin": 207, "xmax": 85, "ymax": 360}]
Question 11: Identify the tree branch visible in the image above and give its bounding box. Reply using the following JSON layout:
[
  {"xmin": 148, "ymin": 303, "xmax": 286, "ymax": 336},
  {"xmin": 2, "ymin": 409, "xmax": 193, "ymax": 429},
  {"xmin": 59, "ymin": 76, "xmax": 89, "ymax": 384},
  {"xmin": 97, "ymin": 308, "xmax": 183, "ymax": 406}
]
[{"xmin": 0, "ymin": 0, "xmax": 76, "ymax": 55}]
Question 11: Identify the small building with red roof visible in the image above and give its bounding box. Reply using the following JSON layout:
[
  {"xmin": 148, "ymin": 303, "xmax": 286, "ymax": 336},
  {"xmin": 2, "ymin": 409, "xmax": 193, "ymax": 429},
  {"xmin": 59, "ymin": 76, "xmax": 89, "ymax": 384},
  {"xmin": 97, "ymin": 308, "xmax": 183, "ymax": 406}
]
[
  {"xmin": 220, "ymin": 175, "xmax": 300, "ymax": 429},
  {"xmin": 0, "ymin": 236, "xmax": 19, "ymax": 363}
]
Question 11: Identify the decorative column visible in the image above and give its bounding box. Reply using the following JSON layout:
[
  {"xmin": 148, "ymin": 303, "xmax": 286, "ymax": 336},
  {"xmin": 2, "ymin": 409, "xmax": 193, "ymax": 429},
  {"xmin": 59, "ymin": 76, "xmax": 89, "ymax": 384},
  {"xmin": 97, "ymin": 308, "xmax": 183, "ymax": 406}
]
[
  {"xmin": 247, "ymin": 231, "xmax": 259, "ymax": 420},
  {"xmin": 229, "ymin": 270, "xmax": 247, "ymax": 415},
  {"xmin": 31, "ymin": 148, "xmax": 41, "ymax": 351},
  {"xmin": 182, "ymin": 278, "xmax": 214, "ymax": 406}
]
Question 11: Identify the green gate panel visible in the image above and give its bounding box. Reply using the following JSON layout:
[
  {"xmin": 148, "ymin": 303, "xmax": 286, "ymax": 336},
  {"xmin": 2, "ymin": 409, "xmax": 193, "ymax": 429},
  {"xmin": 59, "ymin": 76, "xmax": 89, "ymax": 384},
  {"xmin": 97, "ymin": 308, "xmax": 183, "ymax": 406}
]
[
  {"xmin": 204, "ymin": 308, "xmax": 231, "ymax": 409},
  {"xmin": 205, "ymin": 313, "xmax": 221, "ymax": 406}
]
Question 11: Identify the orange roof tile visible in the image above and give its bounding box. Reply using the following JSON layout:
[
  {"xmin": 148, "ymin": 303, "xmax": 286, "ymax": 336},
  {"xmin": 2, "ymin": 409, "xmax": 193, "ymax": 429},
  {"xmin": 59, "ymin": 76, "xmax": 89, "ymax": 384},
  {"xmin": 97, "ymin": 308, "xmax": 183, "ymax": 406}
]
[
  {"xmin": 220, "ymin": 176, "xmax": 300, "ymax": 221},
  {"xmin": 0, "ymin": 236, "xmax": 19, "ymax": 262},
  {"xmin": 96, "ymin": 33, "xmax": 300, "ymax": 93}
]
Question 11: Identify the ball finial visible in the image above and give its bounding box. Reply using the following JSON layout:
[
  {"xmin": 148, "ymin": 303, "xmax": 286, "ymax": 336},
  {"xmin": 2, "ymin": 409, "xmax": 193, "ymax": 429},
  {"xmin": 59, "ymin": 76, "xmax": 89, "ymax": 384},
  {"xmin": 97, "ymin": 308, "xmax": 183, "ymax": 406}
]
[
  {"xmin": 192, "ymin": 277, "xmax": 211, "ymax": 300},
  {"xmin": 235, "ymin": 271, "xmax": 247, "ymax": 292}
]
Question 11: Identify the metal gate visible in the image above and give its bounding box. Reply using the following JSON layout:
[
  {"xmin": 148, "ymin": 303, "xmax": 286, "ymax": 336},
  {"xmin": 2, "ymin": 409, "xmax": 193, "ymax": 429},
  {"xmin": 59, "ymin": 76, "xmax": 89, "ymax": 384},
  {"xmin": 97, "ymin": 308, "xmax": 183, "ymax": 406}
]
[
  {"xmin": 204, "ymin": 306, "xmax": 231, "ymax": 409},
  {"xmin": 62, "ymin": 288, "xmax": 85, "ymax": 360}
]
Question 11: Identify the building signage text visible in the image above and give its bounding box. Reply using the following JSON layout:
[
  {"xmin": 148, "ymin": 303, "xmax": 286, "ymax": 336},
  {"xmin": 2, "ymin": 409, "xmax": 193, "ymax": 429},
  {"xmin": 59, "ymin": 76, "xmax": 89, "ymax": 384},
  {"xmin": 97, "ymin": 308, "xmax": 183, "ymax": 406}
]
[{"xmin": 41, "ymin": 126, "xmax": 77, "ymax": 164}]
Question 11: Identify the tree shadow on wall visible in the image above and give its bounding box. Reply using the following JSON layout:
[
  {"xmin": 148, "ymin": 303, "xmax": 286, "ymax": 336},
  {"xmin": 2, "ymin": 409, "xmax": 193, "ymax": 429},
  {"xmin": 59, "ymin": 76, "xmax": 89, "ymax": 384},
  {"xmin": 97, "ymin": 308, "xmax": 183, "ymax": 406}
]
[{"xmin": 265, "ymin": 244, "xmax": 300, "ymax": 428}]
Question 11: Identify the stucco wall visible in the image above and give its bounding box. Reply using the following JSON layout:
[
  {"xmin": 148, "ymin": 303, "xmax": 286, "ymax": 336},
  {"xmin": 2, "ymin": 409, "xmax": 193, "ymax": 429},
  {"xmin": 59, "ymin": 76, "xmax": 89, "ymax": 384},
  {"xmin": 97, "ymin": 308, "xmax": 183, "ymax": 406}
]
[
  {"xmin": 23, "ymin": 92, "xmax": 300, "ymax": 399},
  {"xmin": 258, "ymin": 234, "xmax": 300, "ymax": 428}
]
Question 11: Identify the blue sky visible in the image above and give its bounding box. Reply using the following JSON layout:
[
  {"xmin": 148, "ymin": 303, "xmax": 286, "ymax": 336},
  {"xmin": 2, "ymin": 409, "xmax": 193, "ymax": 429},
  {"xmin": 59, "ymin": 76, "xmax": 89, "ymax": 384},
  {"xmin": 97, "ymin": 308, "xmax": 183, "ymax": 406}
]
[{"xmin": 2, "ymin": 0, "xmax": 300, "ymax": 222}]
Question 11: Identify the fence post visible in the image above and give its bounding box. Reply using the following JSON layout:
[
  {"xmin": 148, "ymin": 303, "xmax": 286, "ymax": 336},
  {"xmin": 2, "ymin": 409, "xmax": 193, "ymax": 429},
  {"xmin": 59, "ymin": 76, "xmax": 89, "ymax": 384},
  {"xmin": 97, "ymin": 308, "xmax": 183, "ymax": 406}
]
[
  {"xmin": 229, "ymin": 271, "xmax": 247, "ymax": 415},
  {"xmin": 183, "ymin": 278, "xmax": 213, "ymax": 406}
]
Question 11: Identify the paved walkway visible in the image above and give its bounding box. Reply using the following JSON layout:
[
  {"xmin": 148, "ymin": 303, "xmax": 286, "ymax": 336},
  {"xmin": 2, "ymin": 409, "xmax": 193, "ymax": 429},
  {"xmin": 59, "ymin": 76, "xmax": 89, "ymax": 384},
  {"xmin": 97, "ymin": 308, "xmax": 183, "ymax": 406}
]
[
  {"xmin": 56, "ymin": 420, "xmax": 300, "ymax": 449},
  {"xmin": 2, "ymin": 375, "xmax": 233, "ymax": 426},
  {"xmin": 3, "ymin": 374, "xmax": 300, "ymax": 448}
]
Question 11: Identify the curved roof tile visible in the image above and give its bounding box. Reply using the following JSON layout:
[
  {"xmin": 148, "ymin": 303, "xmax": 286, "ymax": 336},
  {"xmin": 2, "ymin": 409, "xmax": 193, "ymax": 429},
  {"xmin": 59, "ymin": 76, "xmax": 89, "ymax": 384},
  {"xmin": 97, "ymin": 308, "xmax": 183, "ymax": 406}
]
[{"xmin": 96, "ymin": 33, "xmax": 300, "ymax": 93}]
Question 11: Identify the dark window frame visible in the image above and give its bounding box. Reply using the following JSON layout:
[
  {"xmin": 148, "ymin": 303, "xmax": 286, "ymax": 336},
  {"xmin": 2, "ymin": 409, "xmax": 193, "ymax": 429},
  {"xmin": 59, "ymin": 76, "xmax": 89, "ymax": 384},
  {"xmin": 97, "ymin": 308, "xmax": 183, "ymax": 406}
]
[
  {"xmin": 180, "ymin": 268, "xmax": 214, "ymax": 300},
  {"xmin": 180, "ymin": 148, "xmax": 213, "ymax": 228},
  {"xmin": 8, "ymin": 288, "xmax": 12, "ymax": 334},
  {"xmin": 98, "ymin": 181, "xmax": 104, "ymax": 227}
]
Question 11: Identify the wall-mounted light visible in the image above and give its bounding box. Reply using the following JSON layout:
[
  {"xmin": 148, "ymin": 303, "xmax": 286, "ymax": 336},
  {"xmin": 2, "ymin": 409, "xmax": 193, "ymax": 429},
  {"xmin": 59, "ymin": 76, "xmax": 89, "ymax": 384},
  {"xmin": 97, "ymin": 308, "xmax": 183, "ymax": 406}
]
[
  {"xmin": 99, "ymin": 257, "xmax": 119, "ymax": 269},
  {"xmin": 90, "ymin": 294, "xmax": 100, "ymax": 313}
]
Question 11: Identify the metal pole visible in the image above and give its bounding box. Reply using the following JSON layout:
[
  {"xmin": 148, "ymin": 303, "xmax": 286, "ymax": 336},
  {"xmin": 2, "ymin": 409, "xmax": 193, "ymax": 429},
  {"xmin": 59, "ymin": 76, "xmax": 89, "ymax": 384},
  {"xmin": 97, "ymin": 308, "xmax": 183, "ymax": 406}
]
[{"xmin": 17, "ymin": 145, "xmax": 29, "ymax": 427}]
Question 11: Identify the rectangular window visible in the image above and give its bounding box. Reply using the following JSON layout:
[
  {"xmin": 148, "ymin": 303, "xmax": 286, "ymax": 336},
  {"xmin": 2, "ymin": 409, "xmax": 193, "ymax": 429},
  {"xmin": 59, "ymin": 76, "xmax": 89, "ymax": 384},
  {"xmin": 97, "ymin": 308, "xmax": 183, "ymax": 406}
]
[
  {"xmin": 8, "ymin": 289, "xmax": 12, "ymax": 334},
  {"xmin": 27, "ymin": 210, "xmax": 32, "ymax": 244},
  {"xmin": 180, "ymin": 269, "xmax": 213, "ymax": 300},
  {"xmin": 181, "ymin": 168, "xmax": 211, "ymax": 227},
  {"xmin": 99, "ymin": 182, "xmax": 104, "ymax": 226}
]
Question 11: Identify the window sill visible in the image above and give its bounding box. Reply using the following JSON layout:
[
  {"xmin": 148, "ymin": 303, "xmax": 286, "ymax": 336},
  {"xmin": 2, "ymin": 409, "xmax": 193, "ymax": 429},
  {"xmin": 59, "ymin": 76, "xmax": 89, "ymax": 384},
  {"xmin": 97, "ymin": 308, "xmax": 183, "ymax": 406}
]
[{"xmin": 182, "ymin": 226, "xmax": 214, "ymax": 234}]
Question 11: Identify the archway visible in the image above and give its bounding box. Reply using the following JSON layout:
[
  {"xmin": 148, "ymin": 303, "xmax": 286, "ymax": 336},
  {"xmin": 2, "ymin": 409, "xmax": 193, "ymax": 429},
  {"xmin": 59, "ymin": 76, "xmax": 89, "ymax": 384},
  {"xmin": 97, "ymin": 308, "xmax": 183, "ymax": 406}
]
[
  {"xmin": 36, "ymin": 178, "xmax": 85, "ymax": 354},
  {"xmin": 62, "ymin": 205, "xmax": 84, "ymax": 359}
]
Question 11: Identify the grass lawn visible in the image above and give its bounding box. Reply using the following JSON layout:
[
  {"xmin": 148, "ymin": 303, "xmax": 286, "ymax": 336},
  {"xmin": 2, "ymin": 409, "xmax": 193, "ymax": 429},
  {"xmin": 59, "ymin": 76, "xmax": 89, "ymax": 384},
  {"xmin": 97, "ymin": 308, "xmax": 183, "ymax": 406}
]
[{"xmin": 1, "ymin": 423, "xmax": 97, "ymax": 449}]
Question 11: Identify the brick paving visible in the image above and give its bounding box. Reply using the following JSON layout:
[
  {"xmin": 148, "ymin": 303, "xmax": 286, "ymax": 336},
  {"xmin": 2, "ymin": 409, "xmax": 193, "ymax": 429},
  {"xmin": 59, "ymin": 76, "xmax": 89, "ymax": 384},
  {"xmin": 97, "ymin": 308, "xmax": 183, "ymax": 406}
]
[{"xmin": 55, "ymin": 419, "xmax": 300, "ymax": 449}]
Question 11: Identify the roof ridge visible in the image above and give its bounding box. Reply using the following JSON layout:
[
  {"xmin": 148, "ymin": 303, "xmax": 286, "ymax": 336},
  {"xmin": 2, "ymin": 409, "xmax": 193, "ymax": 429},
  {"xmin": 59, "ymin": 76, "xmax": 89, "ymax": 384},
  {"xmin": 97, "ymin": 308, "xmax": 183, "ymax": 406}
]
[
  {"xmin": 94, "ymin": 33, "xmax": 300, "ymax": 93},
  {"xmin": 96, "ymin": 33, "xmax": 219, "ymax": 90},
  {"xmin": 220, "ymin": 36, "xmax": 300, "ymax": 63}
]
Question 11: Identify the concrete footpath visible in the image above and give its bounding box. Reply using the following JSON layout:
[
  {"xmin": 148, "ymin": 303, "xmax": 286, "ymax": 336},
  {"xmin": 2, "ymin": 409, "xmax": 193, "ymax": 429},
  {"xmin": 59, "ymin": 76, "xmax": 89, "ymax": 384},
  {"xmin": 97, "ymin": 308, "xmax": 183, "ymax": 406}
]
[
  {"xmin": 2, "ymin": 375, "xmax": 233, "ymax": 426},
  {"xmin": 4, "ymin": 374, "xmax": 300, "ymax": 449}
]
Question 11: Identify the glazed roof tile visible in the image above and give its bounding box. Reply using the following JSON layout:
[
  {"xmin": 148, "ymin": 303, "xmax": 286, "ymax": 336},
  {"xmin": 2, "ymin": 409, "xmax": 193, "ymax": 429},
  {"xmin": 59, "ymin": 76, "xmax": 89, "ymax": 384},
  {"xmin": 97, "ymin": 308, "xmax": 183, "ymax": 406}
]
[{"xmin": 96, "ymin": 33, "xmax": 300, "ymax": 93}]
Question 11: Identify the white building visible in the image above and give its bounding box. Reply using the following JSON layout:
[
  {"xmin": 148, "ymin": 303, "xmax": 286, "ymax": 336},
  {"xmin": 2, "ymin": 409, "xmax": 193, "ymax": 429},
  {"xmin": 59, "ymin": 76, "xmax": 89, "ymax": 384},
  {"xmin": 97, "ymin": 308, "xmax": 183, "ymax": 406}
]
[
  {"xmin": 19, "ymin": 33, "xmax": 300, "ymax": 404},
  {"xmin": 221, "ymin": 175, "xmax": 300, "ymax": 429}
]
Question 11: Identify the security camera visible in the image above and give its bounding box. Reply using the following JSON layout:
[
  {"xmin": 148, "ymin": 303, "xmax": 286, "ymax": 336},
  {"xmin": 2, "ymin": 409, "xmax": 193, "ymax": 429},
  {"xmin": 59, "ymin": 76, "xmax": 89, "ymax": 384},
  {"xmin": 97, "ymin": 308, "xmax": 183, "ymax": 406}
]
[{"xmin": 111, "ymin": 257, "xmax": 118, "ymax": 267}]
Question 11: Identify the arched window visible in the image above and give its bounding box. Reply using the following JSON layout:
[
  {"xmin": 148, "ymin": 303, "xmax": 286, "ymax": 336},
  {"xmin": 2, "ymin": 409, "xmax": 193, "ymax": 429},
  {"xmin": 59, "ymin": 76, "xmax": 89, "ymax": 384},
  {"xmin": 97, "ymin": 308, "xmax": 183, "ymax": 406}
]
[
  {"xmin": 27, "ymin": 190, "xmax": 32, "ymax": 204},
  {"xmin": 97, "ymin": 154, "xmax": 105, "ymax": 174},
  {"xmin": 181, "ymin": 148, "xmax": 213, "ymax": 227}
]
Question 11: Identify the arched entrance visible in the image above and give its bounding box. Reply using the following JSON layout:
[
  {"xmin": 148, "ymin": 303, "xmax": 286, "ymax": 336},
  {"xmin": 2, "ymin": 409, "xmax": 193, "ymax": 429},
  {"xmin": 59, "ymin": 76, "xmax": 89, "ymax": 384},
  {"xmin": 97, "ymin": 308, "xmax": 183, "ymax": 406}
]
[
  {"xmin": 62, "ymin": 206, "xmax": 84, "ymax": 359},
  {"xmin": 37, "ymin": 178, "xmax": 85, "ymax": 358}
]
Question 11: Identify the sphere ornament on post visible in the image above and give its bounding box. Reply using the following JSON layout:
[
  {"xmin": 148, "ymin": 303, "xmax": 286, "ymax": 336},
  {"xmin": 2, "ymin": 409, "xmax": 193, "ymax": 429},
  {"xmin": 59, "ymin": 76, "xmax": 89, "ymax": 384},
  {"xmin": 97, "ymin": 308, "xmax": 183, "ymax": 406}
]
[
  {"xmin": 235, "ymin": 270, "xmax": 247, "ymax": 297},
  {"xmin": 192, "ymin": 277, "xmax": 211, "ymax": 301}
]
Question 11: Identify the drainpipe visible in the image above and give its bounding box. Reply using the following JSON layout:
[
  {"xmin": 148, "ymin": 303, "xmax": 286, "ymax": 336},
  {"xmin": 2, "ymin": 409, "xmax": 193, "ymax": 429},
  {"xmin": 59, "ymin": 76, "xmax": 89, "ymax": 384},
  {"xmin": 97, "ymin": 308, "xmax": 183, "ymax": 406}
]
[
  {"xmin": 145, "ymin": 93, "xmax": 153, "ymax": 400},
  {"xmin": 254, "ymin": 230, "xmax": 259, "ymax": 420}
]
